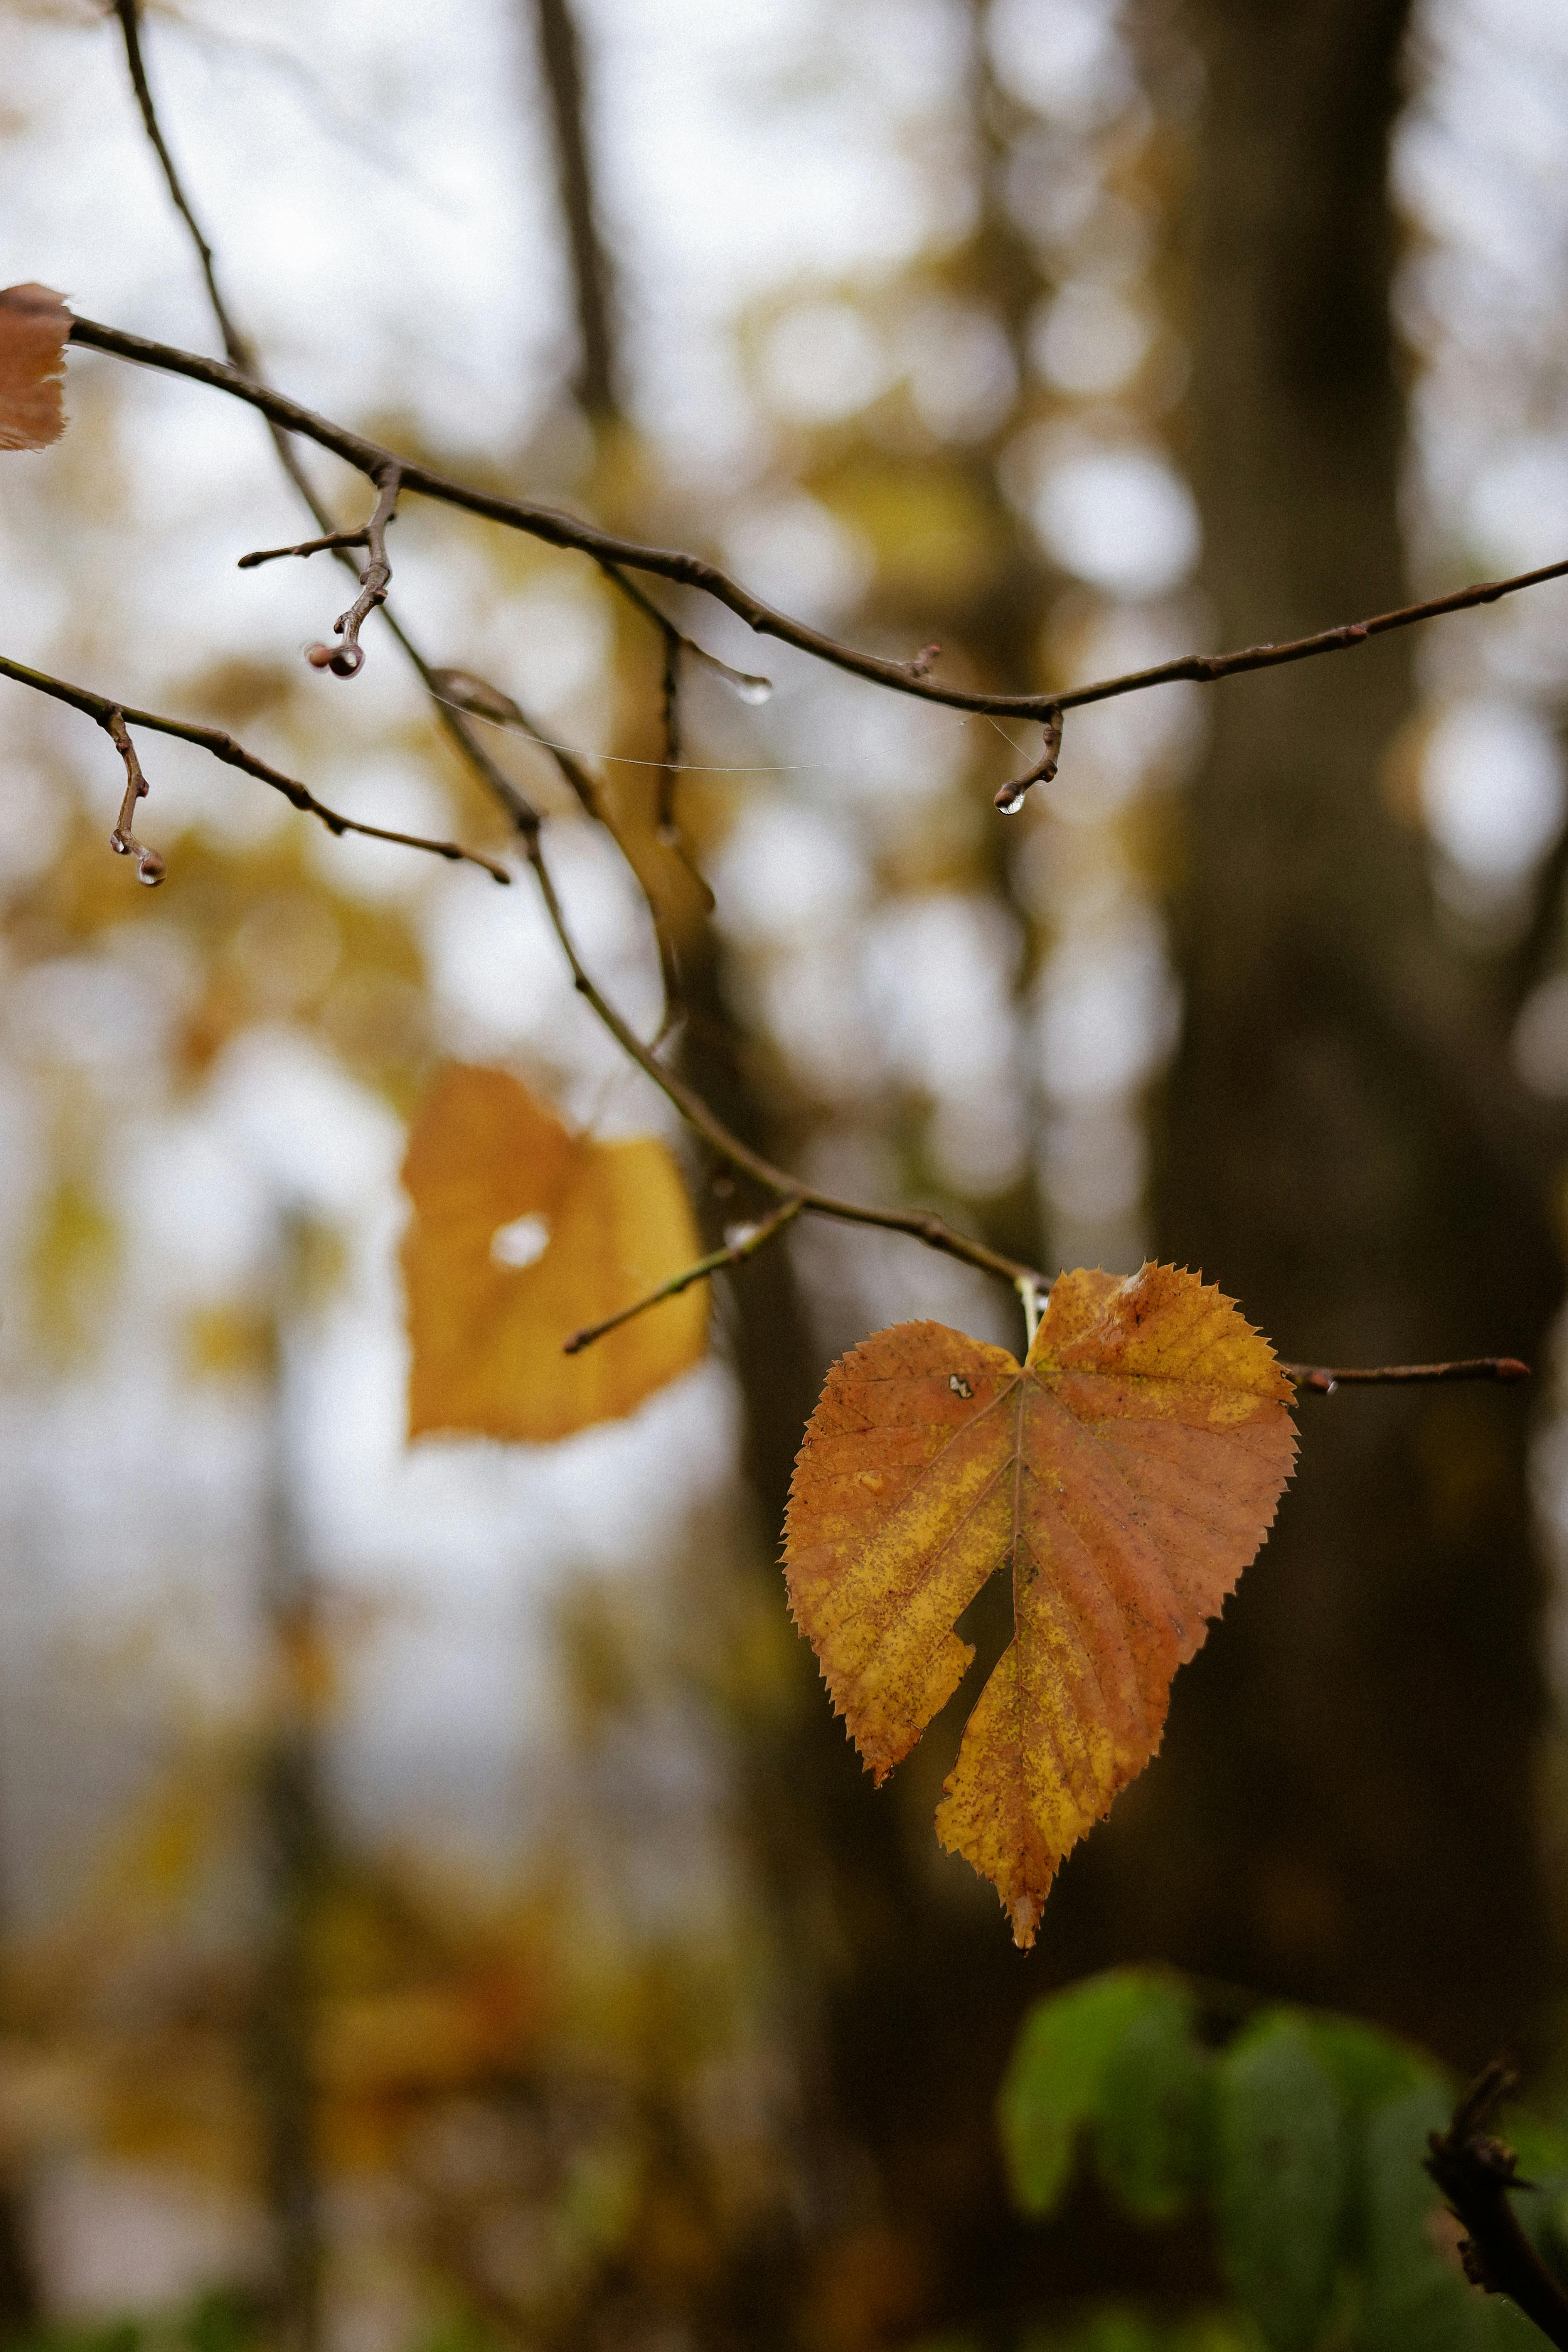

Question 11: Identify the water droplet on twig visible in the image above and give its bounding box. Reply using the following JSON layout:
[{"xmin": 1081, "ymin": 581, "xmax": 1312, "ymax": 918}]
[
  {"xmin": 996, "ymin": 787, "xmax": 1027, "ymax": 816},
  {"xmin": 689, "ymin": 645, "xmax": 773, "ymax": 704}
]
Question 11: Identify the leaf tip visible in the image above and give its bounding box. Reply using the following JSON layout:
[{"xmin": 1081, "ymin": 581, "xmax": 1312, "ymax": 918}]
[{"xmin": 1011, "ymin": 1893, "xmax": 1043, "ymax": 1950}]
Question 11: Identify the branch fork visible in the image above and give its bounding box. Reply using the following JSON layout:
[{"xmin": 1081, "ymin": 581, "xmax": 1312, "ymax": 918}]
[{"xmin": 301, "ymin": 464, "xmax": 400, "ymax": 678}]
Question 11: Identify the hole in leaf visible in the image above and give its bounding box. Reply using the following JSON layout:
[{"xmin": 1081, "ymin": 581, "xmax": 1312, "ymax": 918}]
[{"xmin": 490, "ymin": 1213, "xmax": 551, "ymax": 1270}]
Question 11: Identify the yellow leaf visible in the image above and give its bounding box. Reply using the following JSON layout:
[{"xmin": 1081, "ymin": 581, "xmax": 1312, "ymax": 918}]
[
  {"xmin": 0, "ymin": 283, "xmax": 69, "ymax": 452},
  {"xmin": 783, "ymin": 1264, "xmax": 1296, "ymax": 1946},
  {"xmin": 401, "ymin": 1063, "xmax": 707, "ymax": 1442}
]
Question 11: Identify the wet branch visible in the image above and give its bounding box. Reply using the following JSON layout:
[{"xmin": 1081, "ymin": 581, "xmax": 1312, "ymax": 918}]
[
  {"xmin": 103, "ymin": 706, "xmax": 165, "ymax": 885},
  {"xmin": 1287, "ymin": 1356, "xmax": 1530, "ymax": 1393},
  {"xmin": 564, "ymin": 1197, "xmax": 805, "ymax": 1354},
  {"xmin": 65, "ymin": 313, "xmax": 1568, "ymax": 731},
  {"xmin": 302, "ymin": 463, "xmax": 400, "ymax": 678},
  {"xmin": 0, "ymin": 654, "xmax": 511, "ymax": 883}
]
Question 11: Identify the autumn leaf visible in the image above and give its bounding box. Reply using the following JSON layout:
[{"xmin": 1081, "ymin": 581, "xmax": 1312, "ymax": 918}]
[
  {"xmin": 0, "ymin": 283, "xmax": 70, "ymax": 452},
  {"xmin": 783, "ymin": 1264, "xmax": 1296, "ymax": 1946},
  {"xmin": 401, "ymin": 1063, "xmax": 707, "ymax": 1443}
]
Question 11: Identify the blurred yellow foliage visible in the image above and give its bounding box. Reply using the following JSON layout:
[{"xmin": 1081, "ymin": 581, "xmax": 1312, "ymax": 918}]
[{"xmin": 401, "ymin": 1064, "xmax": 708, "ymax": 1442}]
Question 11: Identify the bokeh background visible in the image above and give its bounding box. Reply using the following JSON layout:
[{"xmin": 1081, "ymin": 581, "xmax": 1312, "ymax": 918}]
[{"xmin": 2, "ymin": 0, "xmax": 1568, "ymax": 2344}]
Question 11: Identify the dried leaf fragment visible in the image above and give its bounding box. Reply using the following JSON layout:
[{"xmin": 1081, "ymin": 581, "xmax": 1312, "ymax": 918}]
[
  {"xmin": 401, "ymin": 1063, "xmax": 707, "ymax": 1444},
  {"xmin": 784, "ymin": 1264, "xmax": 1296, "ymax": 1947},
  {"xmin": 0, "ymin": 284, "xmax": 70, "ymax": 452}
]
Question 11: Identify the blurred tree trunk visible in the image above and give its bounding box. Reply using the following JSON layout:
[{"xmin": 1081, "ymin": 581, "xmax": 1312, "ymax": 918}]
[
  {"xmin": 1135, "ymin": 0, "xmax": 1559, "ymax": 2064},
  {"xmin": 530, "ymin": 0, "xmax": 618, "ymax": 420}
]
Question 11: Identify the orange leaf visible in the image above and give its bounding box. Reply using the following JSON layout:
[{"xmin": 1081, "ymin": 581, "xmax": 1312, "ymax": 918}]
[
  {"xmin": 401, "ymin": 1063, "xmax": 707, "ymax": 1443},
  {"xmin": 0, "ymin": 283, "xmax": 70, "ymax": 452},
  {"xmin": 783, "ymin": 1264, "xmax": 1296, "ymax": 1946}
]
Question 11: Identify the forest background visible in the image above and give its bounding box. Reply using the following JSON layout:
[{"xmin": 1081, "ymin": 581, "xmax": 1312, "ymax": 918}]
[{"xmin": 3, "ymin": 0, "xmax": 1568, "ymax": 2347}]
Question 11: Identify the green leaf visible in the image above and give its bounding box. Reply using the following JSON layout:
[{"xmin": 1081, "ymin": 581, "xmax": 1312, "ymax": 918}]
[
  {"xmin": 1496, "ymin": 2112, "xmax": 1568, "ymax": 2288},
  {"xmin": 1301, "ymin": 2016, "xmax": 1440, "ymax": 2119},
  {"xmin": 1000, "ymin": 1970, "xmax": 1175, "ymax": 2219},
  {"xmin": 1095, "ymin": 1984, "xmax": 1212, "ymax": 2221},
  {"xmin": 1360, "ymin": 2082, "xmax": 1497, "ymax": 2352},
  {"xmin": 1018, "ymin": 2305, "xmax": 1172, "ymax": 2352},
  {"xmin": 1215, "ymin": 2015, "xmax": 1347, "ymax": 2352}
]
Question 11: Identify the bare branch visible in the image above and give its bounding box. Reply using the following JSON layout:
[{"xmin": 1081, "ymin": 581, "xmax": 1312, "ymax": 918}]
[
  {"xmin": 1286, "ymin": 1356, "xmax": 1530, "ymax": 1394},
  {"xmin": 563, "ymin": 1197, "xmax": 805, "ymax": 1355},
  {"xmin": 302, "ymin": 463, "xmax": 400, "ymax": 679},
  {"xmin": 1, "ymin": 655, "xmax": 511, "ymax": 883},
  {"xmin": 523, "ymin": 837, "xmax": 1044, "ymax": 1289},
  {"xmin": 66, "ymin": 313, "xmax": 1568, "ymax": 730},
  {"xmin": 102, "ymin": 707, "xmax": 165, "ymax": 885},
  {"xmin": 237, "ymin": 528, "xmax": 371, "ymax": 568},
  {"xmin": 995, "ymin": 706, "xmax": 1064, "ymax": 815}
]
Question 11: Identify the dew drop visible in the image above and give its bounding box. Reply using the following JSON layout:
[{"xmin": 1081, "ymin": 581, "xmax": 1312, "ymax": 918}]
[
  {"xmin": 691, "ymin": 645, "xmax": 774, "ymax": 703},
  {"xmin": 995, "ymin": 787, "xmax": 1027, "ymax": 815}
]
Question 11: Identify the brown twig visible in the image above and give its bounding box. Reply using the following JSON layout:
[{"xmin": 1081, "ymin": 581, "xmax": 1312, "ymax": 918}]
[
  {"xmin": 1, "ymin": 654, "xmax": 510, "ymax": 883},
  {"xmin": 563, "ymin": 1196, "xmax": 805, "ymax": 1354},
  {"xmin": 64, "ymin": 314, "xmax": 1568, "ymax": 730},
  {"xmin": 102, "ymin": 707, "xmax": 165, "ymax": 885},
  {"xmin": 1286, "ymin": 1356, "xmax": 1530, "ymax": 1393},
  {"xmin": 303, "ymin": 463, "xmax": 400, "ymax": 678},
  {"xmin": 995, "ymin": 705, "xmax": 1064, "ymax": 814},
  {"xmin": 1425, "ymin": 2064, "xmax": 1568, "ymax": 2352},
  {"xmin": 237, "ymin": 528, "xmax": 371, "ymax": 568}
]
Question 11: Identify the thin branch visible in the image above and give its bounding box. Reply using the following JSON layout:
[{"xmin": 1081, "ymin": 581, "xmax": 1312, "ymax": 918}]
[
  {"xmin": 596, "ymin": 559, "xmax": 772, "ymax": 708},
  {"xmin": 995, "ymin": 705, "xmax": 1063, "ymax": 814},
  {"xmin": 237, "ymin": 528, "xmax": 371, "ymax": 568},
  {"xmin": 65, "ymin": 314, "xmax": 1568, "ymax": 728},
  {"xmin": 1286, "ymin": 1356, "xmax": 1530, "ymax": 1393},
  {"xmin": 563, "ymin": 1196, "xmax": 805, "ymax": 1354},
  {"xmin": 1426, "ymin": 2064, "xmax": 1568, "ymax": 2352},
  {"xmin": 523, "ymin": 837, "xmax": 1044, "ymax": 1289},
  {"xmin": 1, "ymin": 655, "xmax": 511, "ymax": 883},
  {"xmin": 110, "ymin": 0, "xmax": 330, "ymax": 527},
  {"xmin": 303, "ymin": 463, "xmax": 400, "ymax": 678},
  {"xmin": 103, "ymin": 707, "xmax": 165, "ymax": 885}
]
